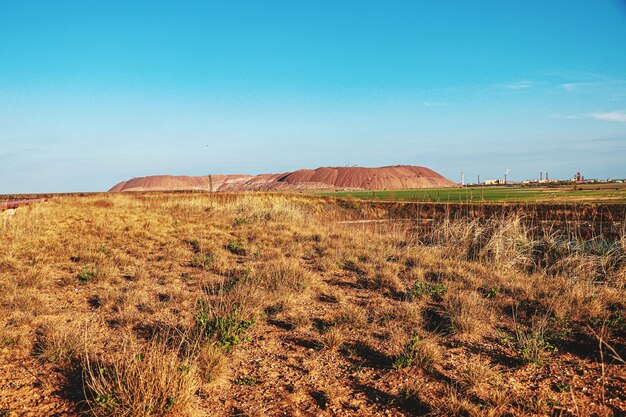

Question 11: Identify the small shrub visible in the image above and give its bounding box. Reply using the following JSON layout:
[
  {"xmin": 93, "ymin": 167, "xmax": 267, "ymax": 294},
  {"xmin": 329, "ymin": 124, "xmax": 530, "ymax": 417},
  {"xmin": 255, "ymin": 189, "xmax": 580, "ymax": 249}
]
[
  {"xmin": 408, "ymin": 280, "xmax": 447, "ymax": 300},
  {"xmin": 252, "ymin": 259, "xmax": 312, "ymax": 293},
  {"xmin": 544, "ymin": 318, "xmax": 573, "ymax": 345},
  {"xmin": 457, "ymin": 357, "xmax": 501, "ymax": 392},
  {"xmin": 389, "ymin": 302, "xmax": 423, "ymax": 330},
  {"xmin": 392, "ymin": 335, "xmax": 440, "ymax": 371},
  {"xmin": 444, "ymin": 290, "xmax": 490, "ymax": 338},
  {"xmin": 591, "ymin": 310, "xmax": 626, "ymax": 331},
  {"xmin": 196, "ymin": 346, "xmax": 229, "ymax": 388},
  {"xmin": 514, "ymin": 324, "xmax": 557, "ymax": 365},
  {"xmin": 321, "ymin": 327, "xmax": 345, "ymax": 350},
  {"xmin": 336, "ymin": 304, "xmax": 368, "ymax": 329},
  {"xmin": 479, "ymin": 216, "xmax": 535, "ymax": 271},
  {"xmin": 435, "ymin": 386, "xmax": 481, "ymax": 417},
  {"xmin": 221, "ymin": 267, "xmax": 252, "ymax": 293},
  {"xmin": 409, "ymin": 280, "xmax": 428, "ymax": 298},
  {"xmin": 83, "ymin": 341, "xmax": 200, "ymax": 417},
  {"xmin": 485, "ymin": 287, "xmax": 498, "ymax": 299},
  {"xmin": 226, "ymin": 241, "xmax": 247, "ymax": 256},
  {"xmin": 77, "ymin": 267, "xmax": 97, "ymax": 285},
  {"xmin": 368, "ymin": 266, "xmax": 404, "ymax": 293},
  {"xmin": 35, "ymin": 325, "xmax": 82, "ymax": 365},
  {"xmin": 429, "ymin": 282, "xmax": 447, "ymax": 299},
  {"xmin": 190, "ymin": 253, "xmax": 214, "ymax": 269},
  {"xmin": 195, "ymin": 301, "xmax": 255, "ymax": 352}
]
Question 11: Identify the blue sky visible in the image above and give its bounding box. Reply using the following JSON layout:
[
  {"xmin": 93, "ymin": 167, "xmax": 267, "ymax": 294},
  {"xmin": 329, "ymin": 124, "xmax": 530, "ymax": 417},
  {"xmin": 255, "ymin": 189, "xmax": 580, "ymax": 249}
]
[{"xmin": 1, "ymin": 1, "xmax": 626, "ymax": 193}]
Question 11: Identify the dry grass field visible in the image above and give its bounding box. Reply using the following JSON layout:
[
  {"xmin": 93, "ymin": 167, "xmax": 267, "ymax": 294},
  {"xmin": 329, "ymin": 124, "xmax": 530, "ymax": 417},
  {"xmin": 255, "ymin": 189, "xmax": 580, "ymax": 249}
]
[{"xmin": 0, "ymin": 193, "xmax": 625, "ymax": 416}]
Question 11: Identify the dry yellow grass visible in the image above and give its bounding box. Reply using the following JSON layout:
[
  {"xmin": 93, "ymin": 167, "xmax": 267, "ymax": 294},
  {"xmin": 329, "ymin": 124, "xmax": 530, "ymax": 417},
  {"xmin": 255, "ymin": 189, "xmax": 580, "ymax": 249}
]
[{"xmin": 0, "ymin": 193, "xmax": 624, "ymax": 416}]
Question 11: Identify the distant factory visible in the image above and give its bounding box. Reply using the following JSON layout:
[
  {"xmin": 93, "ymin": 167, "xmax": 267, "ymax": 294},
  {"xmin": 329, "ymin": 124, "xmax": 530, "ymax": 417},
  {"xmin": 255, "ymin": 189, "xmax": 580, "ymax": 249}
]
[{"xmin": 466, "ymin": 171, "xmax": 622, "ymax": 186}]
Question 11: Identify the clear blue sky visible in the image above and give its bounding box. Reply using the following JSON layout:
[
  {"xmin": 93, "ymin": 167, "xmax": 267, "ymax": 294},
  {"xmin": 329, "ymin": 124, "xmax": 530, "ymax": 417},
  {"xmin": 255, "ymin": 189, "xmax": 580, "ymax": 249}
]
[{"xmin": 1, "ymin": 0, "xmax": 626, "ymax": 192}]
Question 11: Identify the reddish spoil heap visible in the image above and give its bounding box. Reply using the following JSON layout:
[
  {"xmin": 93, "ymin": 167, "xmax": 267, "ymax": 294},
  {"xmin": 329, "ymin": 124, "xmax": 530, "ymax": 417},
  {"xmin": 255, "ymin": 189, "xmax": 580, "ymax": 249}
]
[{"xmin": 109, "ymin": 165, "xmax": 457, "ymax": 192}]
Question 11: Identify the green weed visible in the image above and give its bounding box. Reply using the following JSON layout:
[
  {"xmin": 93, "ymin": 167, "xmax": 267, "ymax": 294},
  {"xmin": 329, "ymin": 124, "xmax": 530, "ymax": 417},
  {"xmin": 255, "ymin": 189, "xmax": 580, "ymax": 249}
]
[
  {"xmin": 392, "ymin": 335, "xmax": 439, "ymax": 371},
  {"xmin": 190, "ymin": 253, "xmax": 214, "ymax": 269},
  {"xmin": 195, "ymin": 301, "xmax": 255, "ymax": 352},
  {"xmin": 408, "ymin": 280, "xmax": 447, "ymax": 300},
  {"xmin": 234, "ymin": 377, "xmax": 257, "ymax": 386},
  {"xmin": 226, "ymin": 241, "xmax": 247, "ymax": 256},
  {"xmin": 77, "ymin": 267, "xmax": 97, "ymax": 285},
  {"xmin": 514, "ymin": 325, "xmax": 558, "ymax": 365}
]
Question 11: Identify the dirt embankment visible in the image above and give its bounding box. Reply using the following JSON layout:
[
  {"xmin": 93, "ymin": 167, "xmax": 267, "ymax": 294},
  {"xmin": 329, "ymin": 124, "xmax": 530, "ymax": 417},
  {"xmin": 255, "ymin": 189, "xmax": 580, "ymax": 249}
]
[
  {"xmin": 0, "ymin": 198, "xmax": 47, "ymax": 211},
  {"xmin": 336, "ymin": 200, "xmax": 626, "ymax": 239},
  {"xmin": 340, "ymin": 201, "xmax": 626, "ymax": 221},
  {"xmin": 109, "ymin": 165, "xmax": 457, "ymax": 192}
]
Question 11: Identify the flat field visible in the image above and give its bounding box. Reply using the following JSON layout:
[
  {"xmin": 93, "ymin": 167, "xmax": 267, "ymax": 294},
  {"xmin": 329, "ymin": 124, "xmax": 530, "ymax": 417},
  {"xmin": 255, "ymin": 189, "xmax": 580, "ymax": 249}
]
[
  {"xmin": 316, "ymin": 183, "xmax": 626, "ymax": 203},
  {"xmin": 0, "ymin": 193, "xmax": 624, "ymax": 416}
]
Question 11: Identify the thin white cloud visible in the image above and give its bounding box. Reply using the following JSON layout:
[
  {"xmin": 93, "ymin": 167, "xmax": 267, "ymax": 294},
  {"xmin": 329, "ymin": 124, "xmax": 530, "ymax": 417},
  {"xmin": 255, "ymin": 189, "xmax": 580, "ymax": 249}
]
[
  {"xmin": 507, "ymin": 80, "xmax": 533, "ymax": 90},
  {"xmin": 559, "ymin": 79, "xmax": 626, "ymax": 93},
  {"xmin": 591, "ymin": 111, "xmax": 626, "ymax": 123}
]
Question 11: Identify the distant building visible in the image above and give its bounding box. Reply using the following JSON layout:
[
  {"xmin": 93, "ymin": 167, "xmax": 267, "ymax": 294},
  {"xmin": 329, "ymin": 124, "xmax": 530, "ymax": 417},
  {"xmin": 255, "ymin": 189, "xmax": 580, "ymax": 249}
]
[
  {"xmin": 572, "ymin": 172, "xmax": 584, "ymax": 183},
  {"xmin": 484, "ymin": 179, "xmax": 503, "ymax": 185}
]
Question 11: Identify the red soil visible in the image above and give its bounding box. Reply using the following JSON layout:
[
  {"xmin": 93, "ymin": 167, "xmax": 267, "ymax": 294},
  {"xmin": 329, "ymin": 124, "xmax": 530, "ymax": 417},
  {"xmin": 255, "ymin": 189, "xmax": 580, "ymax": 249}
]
[{"xmin": 109, "ymin": 165, "xmax": 457, "ymax": 192}]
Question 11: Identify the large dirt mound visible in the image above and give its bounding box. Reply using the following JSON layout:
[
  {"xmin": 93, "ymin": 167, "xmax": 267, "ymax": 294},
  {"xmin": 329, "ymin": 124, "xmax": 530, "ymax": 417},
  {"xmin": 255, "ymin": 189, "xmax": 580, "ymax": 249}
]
[
  {"xmin": 108, "ymin": 174, "xmax": 254, "ymax": 192},
  {"xmin": 109, "ymin": 165, "xmax": 457, "ymax": 192}
]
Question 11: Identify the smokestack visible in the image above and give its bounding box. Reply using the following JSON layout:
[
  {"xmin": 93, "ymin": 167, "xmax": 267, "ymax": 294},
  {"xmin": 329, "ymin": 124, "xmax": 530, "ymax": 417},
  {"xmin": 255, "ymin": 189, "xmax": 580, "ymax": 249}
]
[
  {"xmin": 540, "ymin": 172, "xmax": 543, "ymax": 181},
  {"xmin": 546, "ymin": 172, "xmax": 548, "ymax": 181}
]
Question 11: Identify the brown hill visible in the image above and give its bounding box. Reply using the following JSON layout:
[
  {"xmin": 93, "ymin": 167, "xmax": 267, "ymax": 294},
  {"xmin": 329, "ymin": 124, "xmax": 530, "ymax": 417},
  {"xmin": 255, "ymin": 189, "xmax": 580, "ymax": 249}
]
[
  {"xmin": 108, "ymin": 174, "xmax": 254, "ymax": 192},
  {"xmin": 108, "ymin": 165, "xmax": 457, "ymax": 192}
]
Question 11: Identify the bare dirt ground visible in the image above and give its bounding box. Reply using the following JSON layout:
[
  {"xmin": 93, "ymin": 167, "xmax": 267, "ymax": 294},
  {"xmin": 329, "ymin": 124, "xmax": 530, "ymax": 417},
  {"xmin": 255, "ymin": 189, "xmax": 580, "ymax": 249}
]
[{"xmin": 0, "ymin": 194, "xmax": 624, "ymax": 416}]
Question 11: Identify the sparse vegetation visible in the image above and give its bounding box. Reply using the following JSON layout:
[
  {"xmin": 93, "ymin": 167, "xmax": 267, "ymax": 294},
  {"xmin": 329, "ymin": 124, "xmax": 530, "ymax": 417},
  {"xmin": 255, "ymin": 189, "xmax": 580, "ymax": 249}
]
[
  {"xmin": 513, "ymin": 319, "xmax": 559, "ymax": 365},
  {"xmin": 34, "ymin": 324, "xmax": 83, "ymax": 365},
  {"xmin": 392, "ymin": 334, "xmax": 440, "ymax": 371},
  {"xmin": 444, "ymin": 289, "xmax": 492, "ymax": 338},
  {"xmin": 83, "ymin": 340, "xmax": 200, "ymax": 417},
  {"xmin": 226, "ymin": 240, "xmax": 247, "ymax": 256},
  {"xmin": 77, "ymin": 266, "xmax": 98, "ymax": 285},
  {"xmin": 0, "ymin": 193, "xmax": 624, "ymax": 415},
  {"xmin": 195, "ymin": 301, "xmax": 255, "ymax": 352}
]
